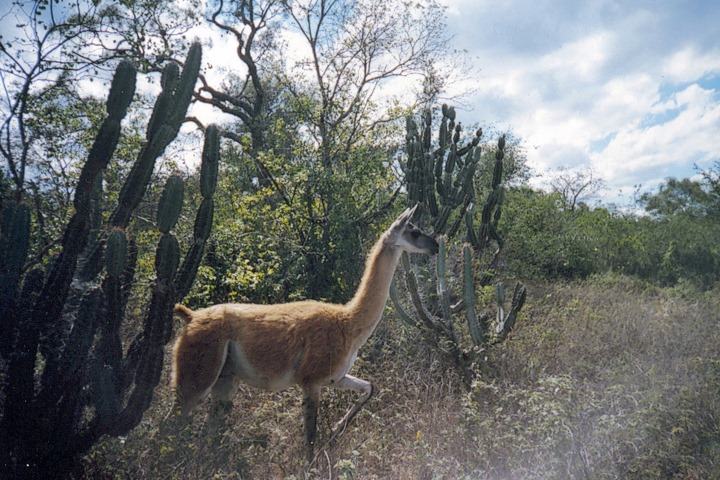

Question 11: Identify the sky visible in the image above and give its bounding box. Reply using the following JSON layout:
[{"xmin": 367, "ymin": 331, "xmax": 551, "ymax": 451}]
[
  {"xmin": 2, "ymin": 0, "xmax": 718, "ymax": 208},
  {"xmin": 435, "ymin": 0, "xmax": 720, "ymax": 206}
]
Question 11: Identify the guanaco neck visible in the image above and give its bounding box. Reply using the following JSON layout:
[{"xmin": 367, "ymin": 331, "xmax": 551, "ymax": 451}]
[{"xmin": 344, "ymin": 234, "xmax": 402, "ymax": 347}]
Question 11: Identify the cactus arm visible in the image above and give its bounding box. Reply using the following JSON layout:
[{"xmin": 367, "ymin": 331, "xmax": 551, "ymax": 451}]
[
  {"xmin": 389, "ymin": 279, "xmax": 417, "ymax": 328},
  {"xmin": 1, "ymin": 268, "xmax": 45, "ymax": 434},
  {"xmin": 436, "ymin": 236, "xmax": 453, "ymax": 330},
  {"xmin": 169, "ymin": 42, "xmax": 202, "ymax": 128},
  {"xmin": 463, "ymin": 244, "xmax": 485, "ymax": 346},
  {"xmin": 82, "ymin": 43, "xmax": 202, "ymax": 281},
  {"xmin": 96, "ymin": 228, "xmax": 129, "ymax": 402},
  {"xmin": 476, "ymin": 135, "xmax": 507, "ymax": 253},
  {"xmin": 50, "ymin": 288, "xmax": 104, "ymax": 437},
  {"xmin": 200, "ymin": 125, "xmax": 220, "ymax": 197},
  {"xmin": 447, "ymin": 196, "xmax": 471, "ymax": 239},
  {"xmin": 157, "ymin": 176, "xmax": 185, "ymax": 234},
  {"xmin": 146, "ymin": 63, "xmax": 177, "ymax": 141},
  {"xmin": 111, "ymin": 42, "xmax": 200, "ymax": 229},
  {"xmin": 113, "ymin": 180, "xmax": 183, "ymax": 436},
  {"xmin": 400, "ymin": 252, "xmax": 455, "ymax": 338},
  {"xmin": 35, "ymin": 286, "xmax": 103, "ymax": 443},
  {"xmin": 33, "ymin": 61, "xmax": 136, "ymax": 389},
  {"xmin": 174, "ymin": 125, "xmax": 219, "ymax": 300},
  {"xmin": 0, "ymin": 201, "xmax": 32, "ymax": 353},
  {"xmin": 400, "ymin": 252, "xmax": 439, "ymax": 331}
]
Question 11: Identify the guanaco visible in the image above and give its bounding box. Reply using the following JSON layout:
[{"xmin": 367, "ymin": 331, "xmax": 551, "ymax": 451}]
[{"xmin": 171, "ymin": 205, "xmax": 438, "ymax": 461}]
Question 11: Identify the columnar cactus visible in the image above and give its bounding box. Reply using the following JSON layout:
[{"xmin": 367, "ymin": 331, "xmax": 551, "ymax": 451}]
[
  {"xmin": 405, "ymin": 106, "xmax": 482, "ymax": 238},
  {"xmin": 0, "ymin": 201, "xmax": 31, "ymax": 354},
  {"xmin": 80, "ymin": 41, "xmax": 202, "ymax": 280},
  {"xmin": 393, "ymin": 105, "xmax": 527, "ymax": 381},
  {"xmin": 0, "ymin": 43, "xmax": 220, "ymax": 479},
  {"xmin": 175, "ymin": 124, "xmax": 218, "ymax": 299}
]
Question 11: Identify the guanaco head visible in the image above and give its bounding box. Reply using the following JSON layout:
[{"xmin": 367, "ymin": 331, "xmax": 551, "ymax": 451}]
[{"xmin": 385, "ymin": 204, "xmax": 439, "ymax": 255}]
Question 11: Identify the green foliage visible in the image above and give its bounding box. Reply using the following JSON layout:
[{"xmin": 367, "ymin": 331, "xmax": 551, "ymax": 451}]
[
  {"xmin": 639, "ymin": 177, "xmax": 713, "ymax": 218},
  {"xmin": 500, "ymin": 187, "xmax": 599, "ymax": 278},
  {"xmin": 185, "ymin": 0, "xmax": 463, "ymax": 304},
  {"xmin": 644, "ymin": 214, "xmax": 720, "ymax": 287},
  {"xmin": 195, "ymin": 111, "xmax": 397, "ymax": 305},
  {"xmin": 500, "ymin": 185, "xmax": 720, "ymax": 289}
]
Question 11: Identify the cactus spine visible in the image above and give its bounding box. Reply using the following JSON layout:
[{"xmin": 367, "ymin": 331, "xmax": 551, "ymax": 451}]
[{"xmin": 0, "ymin": 43, "xmax": 219, "ymax": 479}]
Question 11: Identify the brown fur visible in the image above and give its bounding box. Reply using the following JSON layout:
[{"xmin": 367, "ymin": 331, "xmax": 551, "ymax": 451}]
[
  {"xmin": 171, "ymin": 301, "xmax": 352, "ymax": 407},
  {"xmin": 174, "ymin": 304, "xmax": 193, "ymax": 324},
  {"xmin": 169, "ymin": 206, "xmax": 438, "ymax": 460}
]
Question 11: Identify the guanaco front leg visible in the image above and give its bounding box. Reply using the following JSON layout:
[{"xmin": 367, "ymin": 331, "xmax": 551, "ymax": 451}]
[
  {"xmin": 302, "ymin": 384, "xmax": 321, "ymax": 462},
  {"xmin": 330, "ymin": 375, "xmax": 375, "ymax": 438}
]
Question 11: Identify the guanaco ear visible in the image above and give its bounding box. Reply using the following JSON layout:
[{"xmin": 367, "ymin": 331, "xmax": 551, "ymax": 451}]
[
  {"xmin": 393, "ymin": 204, "xmax": 418, "ymax": 229},
  {"xmin": 385, "ymin": 204, "xmax": 418, "ymax": 243}
]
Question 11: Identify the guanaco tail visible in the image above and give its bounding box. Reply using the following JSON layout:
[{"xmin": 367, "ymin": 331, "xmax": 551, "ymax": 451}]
[{"xmin": 171, "ymin": 205, "xmax": 438, "ymax": 461}]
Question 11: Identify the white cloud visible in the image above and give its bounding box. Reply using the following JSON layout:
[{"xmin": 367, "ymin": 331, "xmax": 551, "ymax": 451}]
[
  {"xmin": 538, "ymin": 32, "xmax": 612, "ymax": 80},
  {"xmin": 663, "ymin": 46, "xmax": 720, "ymax": 83},
  {"xmin": 592, "ymin": 84, "xmax": 720, "ymax": 187}
]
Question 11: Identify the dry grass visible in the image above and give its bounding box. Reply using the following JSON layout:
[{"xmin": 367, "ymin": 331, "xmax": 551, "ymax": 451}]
[
  {"xmin": 84, "ymin": 275, "xmax": 720, "ymax": 479},
  {"xmin": 471, "ymin": 275, "xmax": 720, "ymax": 479}
]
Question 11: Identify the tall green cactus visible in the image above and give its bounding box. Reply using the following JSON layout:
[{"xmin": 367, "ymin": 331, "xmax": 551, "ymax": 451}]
[
  {"xmin": 0, "ymin": 201, "xmax": 31, "ymax": 354},
  {"xmin": 79, "ymin": 42, "xmax": 202, "ymax": 281},
  {"xmin": 175, "ymin": 124, "xmax": 218, "ymax": 299},
  {"xmin": 405, "ymin": 106, "xmax": 483, "ymax": 237},
  {"xmin": 392, "ymin": 105, "xmax": 527, "ymax": 382},
  {"xmin": 0, "ymin": 42, "xmax": 221, "ymax": 479}
]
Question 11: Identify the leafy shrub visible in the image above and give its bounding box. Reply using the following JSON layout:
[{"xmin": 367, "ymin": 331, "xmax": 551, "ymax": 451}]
[{"xmin": 501, "ymin": 187, "xmax": 720, "ymax": 289}]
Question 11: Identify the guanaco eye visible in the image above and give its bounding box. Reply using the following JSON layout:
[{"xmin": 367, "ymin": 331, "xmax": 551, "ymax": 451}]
[{"xmin": 410, "ymin": 230, "xmax": 421, "ymax": 238}]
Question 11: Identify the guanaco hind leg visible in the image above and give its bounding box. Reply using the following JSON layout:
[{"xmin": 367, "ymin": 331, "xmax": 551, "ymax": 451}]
[
  {"xmin": 211, "ymin": 345, "xmax": 241, "ymax": 402},
  {"xmin": 302, "ymin": 384, "xmax": 321, "ymax": 462}
]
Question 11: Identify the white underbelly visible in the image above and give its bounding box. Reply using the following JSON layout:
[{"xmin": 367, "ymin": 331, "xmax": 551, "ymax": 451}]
[{"xmin": 332, "ymin": 351, "xmax": 358, "ymax": 383}]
